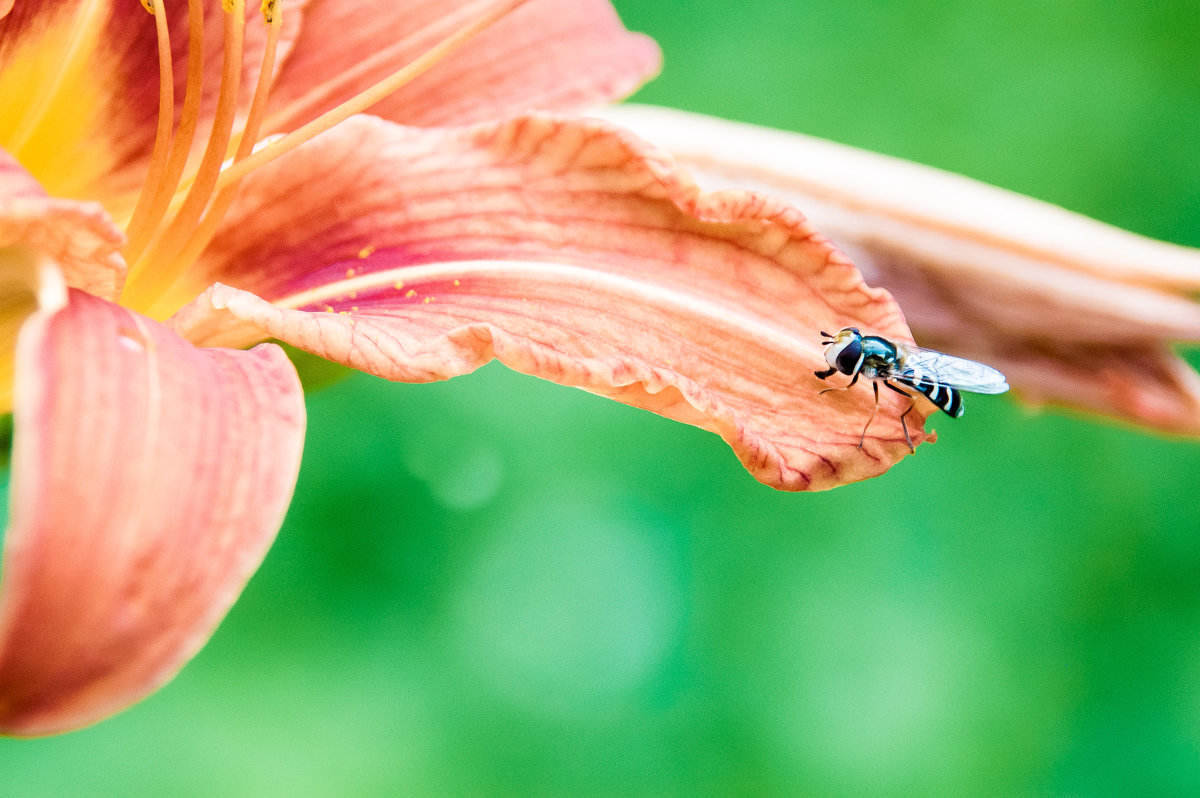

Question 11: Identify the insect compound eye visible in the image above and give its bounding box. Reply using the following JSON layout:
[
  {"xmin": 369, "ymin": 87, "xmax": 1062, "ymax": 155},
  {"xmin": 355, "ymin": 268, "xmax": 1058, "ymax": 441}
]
[{"xmin": 835, "ymin": 337, "xmax": 863, "ymax": 373}]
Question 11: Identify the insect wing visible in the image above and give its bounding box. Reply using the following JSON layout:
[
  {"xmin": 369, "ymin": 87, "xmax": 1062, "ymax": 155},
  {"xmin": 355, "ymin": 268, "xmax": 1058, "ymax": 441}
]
[{"xmin": 894, "ymin": 344, "xmax": 1009, "ymax": 394}]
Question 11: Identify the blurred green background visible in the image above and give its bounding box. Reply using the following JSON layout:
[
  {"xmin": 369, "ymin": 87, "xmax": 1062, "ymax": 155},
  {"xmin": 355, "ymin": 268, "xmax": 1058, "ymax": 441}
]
[{"xmin": 6, "ymin": 0, "xmax": 1200, "ymax": 794}]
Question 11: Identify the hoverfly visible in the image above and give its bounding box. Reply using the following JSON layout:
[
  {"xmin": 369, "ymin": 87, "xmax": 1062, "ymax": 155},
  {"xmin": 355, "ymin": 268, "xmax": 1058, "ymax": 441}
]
[{"xmin": 815, "ymin": 327, "xmax": 1009, "ymax": 452}]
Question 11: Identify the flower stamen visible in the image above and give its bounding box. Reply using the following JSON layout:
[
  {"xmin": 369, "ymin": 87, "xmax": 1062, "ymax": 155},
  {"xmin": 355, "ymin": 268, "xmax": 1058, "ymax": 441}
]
[
  {"xmin": 159, "ymin": 0, "xmax": 284, "ymax": 294},
  {"xmin": 121, "ymin": 0, "xmax": 177, "ymax": 258},
  {"xmin": 261, "ymin": 0, "xmax": 515, "ymax": 135},
  {"xmin": 212, "ymin": 0, "xmax": 530, "ymax": 195},
  {"xmin": 124, "ymin": 0, "xmax": 247, "ymax": 305},
  {"xmin": 123, "ymin": 0, "xmax": 208, "ymax": 263},
  {"xmin": 122, "ymin": 0, "xmax": 529, "ymax": 316}
]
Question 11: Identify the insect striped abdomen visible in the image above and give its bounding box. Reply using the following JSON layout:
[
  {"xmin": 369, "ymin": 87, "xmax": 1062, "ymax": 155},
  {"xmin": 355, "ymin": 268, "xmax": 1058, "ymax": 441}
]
[{"xmin": 895, "ymin": 376, "xmax": 964, "ymax": 418}]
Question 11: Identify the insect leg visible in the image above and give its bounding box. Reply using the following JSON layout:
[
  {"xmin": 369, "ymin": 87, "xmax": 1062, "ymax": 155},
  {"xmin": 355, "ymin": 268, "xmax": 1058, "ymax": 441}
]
[
  {"xmin": 883, "ymin": 381, "xmax": 918, "ymax": 453},
  {"xmin": 858, "ymin": 381, "xmax": 880, "ymax": 448},
  {"xmin": 820, "ymin": 371, "xmax": 859, "ymax": 395}
]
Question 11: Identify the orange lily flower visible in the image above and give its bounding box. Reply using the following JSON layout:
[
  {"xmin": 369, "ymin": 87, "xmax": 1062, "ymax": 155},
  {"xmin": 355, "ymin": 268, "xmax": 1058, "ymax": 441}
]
[
  {"xmin": 601, "ymin": 105, "xmax": 1200, "ymax": 434},
  {"xmin": 0, "ymin": 0, "xmax": 918, "ymax": 736}
]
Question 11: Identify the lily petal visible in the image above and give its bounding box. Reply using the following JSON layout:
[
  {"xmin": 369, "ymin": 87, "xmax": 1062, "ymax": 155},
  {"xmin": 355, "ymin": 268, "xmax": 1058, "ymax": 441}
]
[
  {"xmin": 171, "ymin": 115, "xmax": 930, "ymax": 490},
  {"xmin": 597, "ymin": 104, "xmax": 1200, "ymax": 434},
  {"xmin": 1, "ymin": 148, "xmax": 125, "ymax": 301},
  {"xmin": 0, "ymin": 290, "xmax": 305, "ymax": 736},
  {"xmin": 265, "ymin": 0, "xmax": 660, "ymax": 131},
  {"xmin": 0, "ymin": 144, "xmax": 124, "ymax": 413}
]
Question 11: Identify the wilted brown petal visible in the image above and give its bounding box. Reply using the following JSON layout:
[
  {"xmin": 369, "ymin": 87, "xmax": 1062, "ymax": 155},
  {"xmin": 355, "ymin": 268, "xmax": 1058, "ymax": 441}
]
[{"xmin": 599, "ymin": 104, "xmax": 1200, "ymax": 435}]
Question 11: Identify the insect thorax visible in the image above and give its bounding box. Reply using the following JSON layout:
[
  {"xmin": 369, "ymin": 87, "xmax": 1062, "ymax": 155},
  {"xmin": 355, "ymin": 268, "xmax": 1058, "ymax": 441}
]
[{"xmin": 859, "ymin": 337, "xmax": 899, "ymax": 379}]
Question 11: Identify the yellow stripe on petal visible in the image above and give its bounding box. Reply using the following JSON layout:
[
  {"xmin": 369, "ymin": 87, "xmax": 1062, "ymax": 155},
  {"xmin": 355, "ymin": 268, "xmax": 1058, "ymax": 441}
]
[{"xmin": 0, "ymin": 2, "xmax": 124, "ymax": 211}]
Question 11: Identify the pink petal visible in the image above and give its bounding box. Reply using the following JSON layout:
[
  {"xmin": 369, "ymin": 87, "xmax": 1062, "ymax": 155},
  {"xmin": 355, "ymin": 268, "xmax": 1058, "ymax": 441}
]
[
  {"xmin": 0, "ymin": 148, "xmax": 125, "ymax": 301},
  {"xmin": 598, "ymin": 104, "xmax": 1200, "ymax": 433},
  {"xmin": 0, "ymin": 290, "xmax": 305, "ymax": 736},
  {"xmin": 265, "ymin": 0, "xmax": 660, "ymax": 131},
  {"xmin": 171, "ymin": 115, "xmax": 932, "ymax": 491}
]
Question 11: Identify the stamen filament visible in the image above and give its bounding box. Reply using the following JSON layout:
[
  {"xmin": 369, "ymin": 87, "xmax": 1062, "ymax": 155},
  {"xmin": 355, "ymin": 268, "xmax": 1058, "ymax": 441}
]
[
  {"xmin": 124, "ymin": 0, "xmax": 529, "ymax": 316},
  {"xmin": 212, "ymin": 0, "xmax": 530, "ymax": 194},
  {"xmin": 263, "ymin": 0, "xmax": 504, "ymax": 135},
  {"xmin": 121, "ymin": 0, "xmax": 176, "ymax": 252},
  {"xmin": 123, "ymin": 0, "xmax": 208, "ymax": 261},
  {"xmin": 161, "ymin": 3, "xmax": 284, "ymax": 295},
  {"xmin": 124, "ymin": 0, "xmax": 247, "ymax": 304}
]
